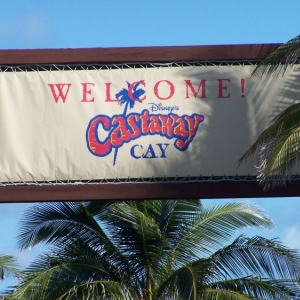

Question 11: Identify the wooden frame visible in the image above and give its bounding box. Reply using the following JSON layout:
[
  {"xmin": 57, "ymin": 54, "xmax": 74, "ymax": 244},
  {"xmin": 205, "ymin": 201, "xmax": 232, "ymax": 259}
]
[
  {"xmin": 1, "ymin": 43, "xmax": 299, "ymax": 202},
  {"xmin": 0, "ymin": 44, "xmax": 280, "ymax": 64}
]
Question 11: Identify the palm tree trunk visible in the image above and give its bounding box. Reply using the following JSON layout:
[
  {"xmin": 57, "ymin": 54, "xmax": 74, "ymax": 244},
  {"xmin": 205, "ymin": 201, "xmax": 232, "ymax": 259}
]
[{"xmin": 112, "ymin": 101, "xmax": 129, "ymax": 165}]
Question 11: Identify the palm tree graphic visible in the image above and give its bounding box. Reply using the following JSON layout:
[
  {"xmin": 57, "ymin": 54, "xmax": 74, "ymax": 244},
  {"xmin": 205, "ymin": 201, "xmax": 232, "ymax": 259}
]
[{"xmin": 113, "ymin": 80, "xmax": 145, "ymax": 165}]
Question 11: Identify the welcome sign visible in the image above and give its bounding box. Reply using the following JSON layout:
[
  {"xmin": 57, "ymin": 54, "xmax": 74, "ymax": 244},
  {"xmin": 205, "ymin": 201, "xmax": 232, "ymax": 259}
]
[{"xmin": 0, "ymin": 64, "xmax": 297, "ymax": 183}]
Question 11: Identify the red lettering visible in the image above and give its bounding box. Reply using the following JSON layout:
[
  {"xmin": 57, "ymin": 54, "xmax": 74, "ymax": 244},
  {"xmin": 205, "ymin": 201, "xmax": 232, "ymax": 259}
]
[
  {"xmin": 111, "ymin": 117, "xmax": 131, "ymax": 147},
  {"xmin": 185, "ymin": 115, "xmax": 204, "ymax": 141},
  {"xmin": 148, "ymin": 115, "xmax": 162, "ymax": 134},
  {"xmin": 176, "ymin": 115, "xmax": 204, "ymax": 150},
  {"xmin": 48, "ymin": 83, "xmax": 71, "ymax": 103},
  {"xmin": 154, "ymin": 80, "xmax": 175, "ymax": 100},
  {"xmin": 128, "ymin": 81, "xmax": 146, "ymax": 101},
  {"xmin": 87, "ymin": 116, "xmax": 112, "ymax": 156},
  {"xmin": 174, "ymin": 118, "xmax": 188, "ymax": 137},
  {"xmin": 81, "ymin": 83, "xmax": 95, "ymax": 102},
  {"xmin": 127, "ymin": 115, "xmax": 141, "ymax": 139},
  {"xmin": 184, "ymin": 80, "xmax": 206, "ymax": 99},
  {"xmin": 140, "ymin": 110, "xmax": 151, "ymax": 134},
  {"xmin": 217, "ymin": 79, "xmax": 231, "ymax": 98},
  {"xmin": 86, "ymin": 110, "xmax": 205, "ymax": 158},
  {"xmin": 159, "ymin": 115, "xmax": 176, "ymax": 137},
  {"xmin": 105, "ymin": 83, "xmax": 118, "ymax": 102}
]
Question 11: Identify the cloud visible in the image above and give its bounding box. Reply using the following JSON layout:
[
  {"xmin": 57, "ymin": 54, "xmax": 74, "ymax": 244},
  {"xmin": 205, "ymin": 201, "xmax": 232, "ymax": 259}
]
[
  {"xmin": 282, "ymin": 226, "xmax": 300, "ymax": 249},
  {"xmin": 0, "ymin": 11, "xmax": 50, "ymax": 48}
]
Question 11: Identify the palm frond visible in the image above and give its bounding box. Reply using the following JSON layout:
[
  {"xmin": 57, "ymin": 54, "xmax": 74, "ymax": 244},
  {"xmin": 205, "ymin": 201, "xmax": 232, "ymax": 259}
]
[
  {"xmin": 17, "ymin": 202, "xmax": 108, "ymax": 249},
  {"xmin": 168, "ymin": 202, "xmax": 273, "ymax": 266},
  {"xmin": 239, "ymin": 103, "xmax": 300, "ymax": 187},
  {"xmin": 12, "ymin": 244, "xmax": 133, "ymax": 300},
  {"xmin": 252, "ymin": 35, "xmax": 300, "ymax": 76},
  {"xmin": 0, "ymin": 255, "xmax": 21, "ymax": 280},
  {"xmin": 16, "ymin": 202, "xmax": 136, "ymax": 284},
  {"xmin": 207, "ymin": 277, "xmax": 300, "ymax": 300},
  {"xmin": 239, "ymin": 34, "xmax": 300, "ymax": 187},
  {"xmin": 104, "ymin": 202, "xmax": 169, "ymax": 280},
  {"xmin": 13, "ymin": 272, "xmax": 126, "ymax": 300},
  {"xmin": 84, "ymin": 201, "xmax": 117, "ymax": 220},
  {"xmin": 204, "ymin": 288, "xmax": 253, "ymax": 300},
  {"xmin": 155, "ymin": 265, "xmax": 199, "ymax": 300},
  {"xmin": 56, "ymin": 281, "xmax": 128, "ymax": 300},
  {"xmin": 143, "ymin": 199, "xmax": 202, "ymax": 239},
  {"xmin": 210, "ymin": 235, "xmax": 300, "ymax": 280}
]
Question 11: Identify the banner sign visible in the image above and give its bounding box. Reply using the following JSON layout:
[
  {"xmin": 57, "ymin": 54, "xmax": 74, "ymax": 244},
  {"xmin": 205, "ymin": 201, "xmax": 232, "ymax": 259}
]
[{"xmin": 0, "ymin": 64, "xmax": 297, "ymax": 182}]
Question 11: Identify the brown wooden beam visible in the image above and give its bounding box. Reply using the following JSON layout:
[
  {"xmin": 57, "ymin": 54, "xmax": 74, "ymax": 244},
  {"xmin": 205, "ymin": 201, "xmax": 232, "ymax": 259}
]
[
  {"xmin": 0, "ymin": 44, "xmax": 281, "ymax": 65},
  {"xmin": 0, "ymin": 181, "xmax": 298, "ymax": 203}
]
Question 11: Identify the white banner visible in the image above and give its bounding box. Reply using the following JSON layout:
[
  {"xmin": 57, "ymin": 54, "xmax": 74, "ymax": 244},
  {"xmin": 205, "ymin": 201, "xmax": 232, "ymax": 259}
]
[{"xmin": 0, "ymin": 65, "xmax": 297, "ymax": 182}]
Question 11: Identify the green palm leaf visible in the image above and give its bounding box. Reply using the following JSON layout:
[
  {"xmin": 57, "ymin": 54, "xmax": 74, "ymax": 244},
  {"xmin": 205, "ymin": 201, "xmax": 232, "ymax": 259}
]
[
  {"xmin": 12, "ymin": 242, "xmax": 134, "ymax": 300},
  {"xmin": 206, "ymin": 278, "xmax": 300, "ymax": 300},
  {"xmin": 17, "ymin": 202, "xmax": 108, "ymax": 249},
  {"xmin": 204, "ymin": 288, "xmax": 253, "ymax": 300},
  {"xmin": 239, "ymin": 103, "xmax": 300, "ymax": 186},
  {"xmin": 17, "ymin": 202, "xmax": 122, "ymax": 262},
  {"xmin": 0, "ymin": 255, "xmax": 21, "ymax": 281},
  {"xmin": 210, "ymin": 235, "xmax": 300, "ymax": 280},
  {"xmin": 155, "ymin": 265, "xmax": 198, "ymax": 300},
  {"xmin": 16, "ymin": 202, "xmax": 135, "ymax": 286},
  {"xmin": 252, "ymin": 34, "xmax": 300, "ymax": 76},
  {"xmin": 0, "ymin": 255, "xmax": 22, "ymax": 298},
  {"xmin": 167, "ymin": 202, "xmax": 273, "ymax": 267},
  {"xmin": 239, "ymin": 34, "xmax": 300, "ymax": 187}
]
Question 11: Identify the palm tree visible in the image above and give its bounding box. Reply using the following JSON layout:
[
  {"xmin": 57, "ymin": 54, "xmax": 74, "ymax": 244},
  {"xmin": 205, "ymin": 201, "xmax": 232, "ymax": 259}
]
[
  {"xmin": 8, "ymin": 199, "xmax": 300, "ymax": 299},
  {"xmin": 0, "ymin": 255, "xmax": 20, "ymax": 281},
  {"xmin": 239, "ymin": 35, "xmax": 300, "ymax": 187},
  {"xmin": 0, "ymin": 254, "xmax": 22, "ymax": 298}
]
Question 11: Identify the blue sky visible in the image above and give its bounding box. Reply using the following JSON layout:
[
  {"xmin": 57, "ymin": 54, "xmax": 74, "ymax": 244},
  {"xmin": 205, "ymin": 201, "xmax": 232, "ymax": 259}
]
[
  {"xmin": 0, "ymin": 1, "xmax": 299, "ymax": 49},
  {"xmin": 0, "ymin": 0, "xmax": 300, "ymax": 291}
]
